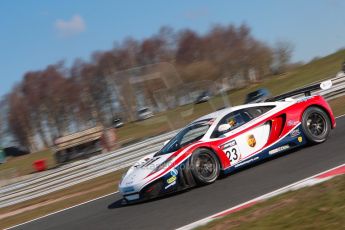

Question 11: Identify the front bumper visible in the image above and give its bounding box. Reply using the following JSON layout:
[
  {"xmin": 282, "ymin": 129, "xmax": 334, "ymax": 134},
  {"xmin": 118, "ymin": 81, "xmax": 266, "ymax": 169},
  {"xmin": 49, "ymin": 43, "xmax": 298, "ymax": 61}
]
[{"xmin": 121, "ymin": 163, "xmax": 196, "ymax": 204}]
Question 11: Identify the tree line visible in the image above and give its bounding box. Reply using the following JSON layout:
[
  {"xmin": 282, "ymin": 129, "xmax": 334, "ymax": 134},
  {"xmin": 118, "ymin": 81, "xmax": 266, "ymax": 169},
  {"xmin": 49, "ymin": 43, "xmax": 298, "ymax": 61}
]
[{"xmin": 3, "ymin": 23, "xmax": 293, "ymax": 151}]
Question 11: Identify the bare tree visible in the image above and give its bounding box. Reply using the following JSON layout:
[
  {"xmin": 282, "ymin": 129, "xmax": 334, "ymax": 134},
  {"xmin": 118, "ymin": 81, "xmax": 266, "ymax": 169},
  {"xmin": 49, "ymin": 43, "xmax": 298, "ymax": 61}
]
[
  {"xmin": 176, "ymin": 29, "xmax": 203, "ymax": 64},
  {"xmin": 8, "ymin": 86, "xmax": 37, "ymax": 151},
  {"xmin": 273, "ymin": 40, "xmax": 294, "ymax": 74},
  {"xmin": 5, "ymin": 23, "xmax": 278, "ymax": 151}
]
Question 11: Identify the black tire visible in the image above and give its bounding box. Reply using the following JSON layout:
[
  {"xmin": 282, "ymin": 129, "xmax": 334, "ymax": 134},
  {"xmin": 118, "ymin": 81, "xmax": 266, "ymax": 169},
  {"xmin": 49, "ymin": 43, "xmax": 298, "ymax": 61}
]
[
  {"xmin": 301, "ymin": 106, "xmax": 331, "ymax": 144},
  {"xmin": 190, "ymin": 148, "xmax": 220, "ymax": 185}
]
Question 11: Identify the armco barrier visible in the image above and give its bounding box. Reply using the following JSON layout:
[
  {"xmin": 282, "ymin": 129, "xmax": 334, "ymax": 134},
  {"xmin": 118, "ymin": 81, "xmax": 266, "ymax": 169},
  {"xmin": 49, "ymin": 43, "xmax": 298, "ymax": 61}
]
[
  {"xmin": 0, "ymin": 131, "xmax": 178, "ymax": 208},
  {"xmin": 0, "ymin": 76, "xmax": 344, "ymax": 208}
]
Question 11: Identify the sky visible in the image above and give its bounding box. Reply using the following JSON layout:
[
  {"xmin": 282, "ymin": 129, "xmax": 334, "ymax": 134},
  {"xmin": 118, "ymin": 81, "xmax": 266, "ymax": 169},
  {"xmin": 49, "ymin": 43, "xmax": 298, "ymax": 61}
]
[{"xmin": 1, "ymin": 0, "xmax": 345, "ymax": 98}]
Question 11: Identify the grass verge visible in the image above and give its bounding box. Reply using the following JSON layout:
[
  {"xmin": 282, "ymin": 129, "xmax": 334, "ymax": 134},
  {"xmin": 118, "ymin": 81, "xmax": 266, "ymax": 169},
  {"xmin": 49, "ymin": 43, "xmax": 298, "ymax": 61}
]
[
  {"xmin": 328, "ymin": 95, "xmax": 345, "ymax": 117},
  {"xmin": 0, "ymin": 149, "xmax": 55, "ymax": 181},
  {"xmin": 196, "ymin": 174, "xmax": 345, "ymax": 230}
]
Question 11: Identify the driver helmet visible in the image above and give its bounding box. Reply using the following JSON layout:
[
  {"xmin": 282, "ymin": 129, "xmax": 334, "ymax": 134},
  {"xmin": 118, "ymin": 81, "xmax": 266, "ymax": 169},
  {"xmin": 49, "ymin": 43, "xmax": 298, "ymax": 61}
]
[{"xmin": 228, "ymin": 118, "xmax": 237, "ymax": 127}]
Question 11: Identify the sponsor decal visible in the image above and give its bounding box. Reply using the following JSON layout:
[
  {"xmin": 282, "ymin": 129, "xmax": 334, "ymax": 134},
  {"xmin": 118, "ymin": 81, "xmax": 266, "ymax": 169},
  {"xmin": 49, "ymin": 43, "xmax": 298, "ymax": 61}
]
[
  {"xmin": 220, "ymin": 140, "xmax": 237, "ymax": 149},
  {"xmin": 290, "ymin": 129, "xmax": 301, "ymax": 137},
  {"xmin": 298, "ymin": 136, "xmax": 303, "ymax": 143},
  {"xmin": 166, "ymin": 168, "xmax": 178, "ymax": 185},
  {"xmin": 287, "ymin": 120, "xmax": 299, "ymax": 127},
  {"xmin": 170, "ymin": 168, "xmax": 178, "ymax": 176},
  {"xmin": 297, "ymin": 96, "xmax": 314, "ymax": 103},
  {"xmin": 247, "ymin": 134, "xmax": 256, "ymax": 147},
  {"xmin": 269, "ymin": 145, "xmax": 290, "ymax": 155},
  {"xmin": 167, "ymin": 175, "xmax": 177, "ymax": 184},
  {"xmin": 164, "ymin": 181, "xmax": 176, "ymax": 189},
  {"xmin": 125, "ymin": 181, "xmax": 134, "ymax": 186},
  {"xmin": 234, "ymin": 156, "xmax": 260, "ymax": 168},
  {"xmin": 125, "ymin": 175, "xmax": 136, "ymax": 185}
]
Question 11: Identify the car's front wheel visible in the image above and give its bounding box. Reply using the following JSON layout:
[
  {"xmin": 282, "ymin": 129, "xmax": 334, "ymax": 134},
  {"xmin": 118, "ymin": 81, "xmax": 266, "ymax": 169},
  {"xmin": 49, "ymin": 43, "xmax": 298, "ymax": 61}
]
[
  {"xmin": 301, "ymin": 106, "xmax": 331, "ymax": 144},
  {"xmin": 190, "ymin": 148, "xmax": 220, "ymax": 185}
]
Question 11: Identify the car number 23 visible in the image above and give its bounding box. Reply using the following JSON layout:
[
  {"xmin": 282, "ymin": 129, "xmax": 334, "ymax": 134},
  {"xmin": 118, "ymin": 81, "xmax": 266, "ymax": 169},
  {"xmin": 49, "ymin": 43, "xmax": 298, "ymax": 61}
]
[{"xmin": 221, "ymin": 140, "xmax": 241, "ymax": 165}]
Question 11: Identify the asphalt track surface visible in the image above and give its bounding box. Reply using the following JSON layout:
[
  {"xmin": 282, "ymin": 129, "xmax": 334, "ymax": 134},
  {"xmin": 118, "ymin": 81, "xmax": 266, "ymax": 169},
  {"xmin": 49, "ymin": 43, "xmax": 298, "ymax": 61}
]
[{"xmin": 13, "ymin": 116, "xmax": 345, "ymax": 230}]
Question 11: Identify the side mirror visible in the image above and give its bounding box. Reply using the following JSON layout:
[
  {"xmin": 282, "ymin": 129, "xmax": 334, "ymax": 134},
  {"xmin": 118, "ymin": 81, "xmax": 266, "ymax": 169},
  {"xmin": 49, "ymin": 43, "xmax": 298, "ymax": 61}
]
[
  {"xmin": 218, "ymin": 124, "xmax": 231, "ymax": 133},
  {"xmin": 163, "ymin": 140, "xmax": 170, "ymax": 147}
]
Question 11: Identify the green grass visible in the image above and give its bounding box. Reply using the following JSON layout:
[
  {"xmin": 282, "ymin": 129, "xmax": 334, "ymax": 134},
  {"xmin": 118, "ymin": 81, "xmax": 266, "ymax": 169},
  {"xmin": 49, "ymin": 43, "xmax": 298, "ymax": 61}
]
[
  {"xmin": 227, "ymin": 49, "xmax": 345, "ymax": 104},
  {"xmin": 197, "ymin": 174, "xmax": 345, "ymax": 230},
  {"xmin": 328, "ymin": 96, "xmax": 345, "ymax": 117},
  {"xmin": 1, "ymin": 49, "xmax": 345, "ymax": 178},
  {"xmin": 0, "ymin": 149, "xmax": 55, "ymax": 178}
]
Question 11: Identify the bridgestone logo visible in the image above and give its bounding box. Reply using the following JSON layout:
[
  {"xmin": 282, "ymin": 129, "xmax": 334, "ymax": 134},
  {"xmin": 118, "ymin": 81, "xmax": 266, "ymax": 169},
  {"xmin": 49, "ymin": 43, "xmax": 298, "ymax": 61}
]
[{"xmin": 269, "ymin": 145, "xmax": 289, "ymax": 155}]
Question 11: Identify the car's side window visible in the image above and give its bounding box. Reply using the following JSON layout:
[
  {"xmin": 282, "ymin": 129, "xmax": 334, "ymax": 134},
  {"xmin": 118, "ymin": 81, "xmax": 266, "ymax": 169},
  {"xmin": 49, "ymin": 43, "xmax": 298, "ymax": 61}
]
[
  {"xmin": 211, "ymin": 109, "xmax": 252, "ymax": 138},
  {"xmin": 211, "ymin": 106, "xmax": 275, "ymax": 138}
]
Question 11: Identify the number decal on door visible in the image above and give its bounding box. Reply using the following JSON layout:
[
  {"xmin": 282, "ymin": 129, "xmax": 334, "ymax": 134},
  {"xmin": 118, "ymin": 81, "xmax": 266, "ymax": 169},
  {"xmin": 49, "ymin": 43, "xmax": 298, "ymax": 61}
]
[
  {"xmin": 221, "ymin": 140, "xmax": 241, "ymax": 165},
  {"xmin": 226, "ymin": 148, "xmax": 238, "ymax": 163}
]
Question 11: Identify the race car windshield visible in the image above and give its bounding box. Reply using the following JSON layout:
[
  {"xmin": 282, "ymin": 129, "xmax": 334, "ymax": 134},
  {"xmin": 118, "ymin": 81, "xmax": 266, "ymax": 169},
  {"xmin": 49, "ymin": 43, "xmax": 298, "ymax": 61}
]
[{"xmin": 157, "ymin": 119, "xmax": 213, "ymax": 155}]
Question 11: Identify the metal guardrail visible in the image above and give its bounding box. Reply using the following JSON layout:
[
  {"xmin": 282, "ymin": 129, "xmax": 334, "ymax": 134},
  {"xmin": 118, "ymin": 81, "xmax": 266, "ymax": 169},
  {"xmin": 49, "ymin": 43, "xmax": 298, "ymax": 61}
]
[
  {"xmin": 0, "ymin": 76, "xmax": 344, "ymax": 208},
  {"xmin": 0, "ymin": 130, "xmax": 178, "ymax": 208},
  {"xmin": 319, "ymin": 76, "xmax": 345, "ymax": 99},
  {"xmin": 1, "ymin": 131, "xmax": 176, "ymax": 191}
]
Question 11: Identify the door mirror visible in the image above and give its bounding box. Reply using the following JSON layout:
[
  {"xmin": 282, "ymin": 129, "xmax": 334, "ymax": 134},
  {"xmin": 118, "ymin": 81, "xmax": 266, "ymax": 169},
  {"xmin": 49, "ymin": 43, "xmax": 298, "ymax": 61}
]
[{"xmin": 218, "ymin": 124, "xmax": 231, "ymax": 133}]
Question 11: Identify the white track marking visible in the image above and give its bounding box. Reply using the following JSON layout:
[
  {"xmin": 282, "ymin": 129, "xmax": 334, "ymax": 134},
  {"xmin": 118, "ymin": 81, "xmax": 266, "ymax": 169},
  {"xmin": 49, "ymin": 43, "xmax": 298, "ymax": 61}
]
[
  {"xmin": 5, "ymin": 191, "xmax": 119, "ymax": 230},
  {"xmin": 336, "ymin": 114, "xmax": 345, "ymax": 119},
  {"xmin": 176, "ymin": 163, "xmax": 345, "ymax": 230}
]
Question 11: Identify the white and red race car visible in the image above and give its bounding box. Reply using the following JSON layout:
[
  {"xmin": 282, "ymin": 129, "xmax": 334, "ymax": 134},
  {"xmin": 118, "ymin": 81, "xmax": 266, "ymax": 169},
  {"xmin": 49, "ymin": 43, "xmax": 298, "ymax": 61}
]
[{"xmin": 119, "ymin": 81, "xmax": 336, "ymax": 203}]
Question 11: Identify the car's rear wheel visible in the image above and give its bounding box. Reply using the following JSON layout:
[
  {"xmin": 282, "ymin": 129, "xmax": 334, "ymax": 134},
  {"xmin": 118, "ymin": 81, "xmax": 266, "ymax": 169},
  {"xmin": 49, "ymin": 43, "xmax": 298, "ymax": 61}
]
[
  {"xmin": 190, "ymin": 148, "xmax": 220, "ymax": 185},
  {"xmin": 301, "ymin": 106, "xmax": 331, "ymax": 144}
]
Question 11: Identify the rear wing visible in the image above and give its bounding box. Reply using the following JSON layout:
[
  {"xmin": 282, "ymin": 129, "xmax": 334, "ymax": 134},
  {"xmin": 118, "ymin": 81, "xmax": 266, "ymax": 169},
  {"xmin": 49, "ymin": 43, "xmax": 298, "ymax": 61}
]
[{"xmin": 266, "ymin": 80, "xmax": 332, "ymax": 102}]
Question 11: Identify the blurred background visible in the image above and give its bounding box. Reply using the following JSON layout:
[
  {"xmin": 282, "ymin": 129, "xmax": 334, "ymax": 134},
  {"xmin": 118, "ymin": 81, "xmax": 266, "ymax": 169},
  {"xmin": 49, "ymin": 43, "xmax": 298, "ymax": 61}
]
[
  {"xmin": 1, "ymin": 2, "xmax": 345, "ymax": 229},
  {"xmin": 1, "ymin": 0, "xmax": 345, "ymax": 179}
]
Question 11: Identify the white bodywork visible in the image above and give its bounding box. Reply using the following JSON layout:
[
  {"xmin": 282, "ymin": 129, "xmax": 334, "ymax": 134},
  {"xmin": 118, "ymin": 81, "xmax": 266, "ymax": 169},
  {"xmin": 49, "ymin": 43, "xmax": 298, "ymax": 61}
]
[
  {"xmin": 119, "ymin": 100, "xmax": 295, "ymax": 200},
  {"xmin": 234, "ymin": 123, "xmax": 270, "ymax": 161},
  {"xmin": 119, "ymin": 152, "xmax": 173, "ymax": 196}
]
